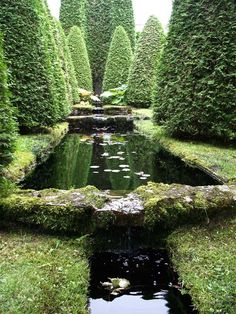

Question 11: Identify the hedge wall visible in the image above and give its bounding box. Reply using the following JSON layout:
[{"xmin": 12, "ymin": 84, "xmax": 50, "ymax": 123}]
[
  {"xmin": 153, "ymin": 0, "xmax": 236, "ymax": 140},
  {"xmin": 127, "ymin": 16, "xmax": 164, "ymax": 108},
  {"xmin": 53, "ymin": 20, "xmax": 80, "ymax": 105},
  {"xmin": 84, "ymin": 0, "xmax": 113, "ymax": 94},
  {"xmin": 41, "ymin": 2, "xmax": 71, "ymax": 120},
  {"xmin": 68, "ymin": 26, "xmax": 93, "ymax": 91},
  {"xmin": 0, "ymin": 33, "xmax": 17, "ymax": 169},
  {"xmin": 103, "ymin": 26, "xmax": 133, "ymax": 91},
  {"xmin": 0, "ymin": 0, "xmax": 67, "ymax": 128},
  {"xmin": 0, "ymin": 0, "xmax": 56, "ymax": 128},
  {"xmin": 111, "ymin": 0, "xmax": 136, "ymax": 50},
  {"xmin": 60, "ymin": 0, "xmax": 86, "ymax": 34}
]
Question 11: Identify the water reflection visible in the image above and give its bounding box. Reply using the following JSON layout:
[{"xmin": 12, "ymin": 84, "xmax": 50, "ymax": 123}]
[
  {"xmin": 23, "ymin": 133, "xmax": 217, "ymax": 193},
  {"xmin": 89, "ymin": 250, "xmax": 197, "ymax": 314}
]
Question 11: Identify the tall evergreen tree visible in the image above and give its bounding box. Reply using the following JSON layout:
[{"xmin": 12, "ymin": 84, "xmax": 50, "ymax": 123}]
[
  {"xmin": 111, "ymin": 0, "xmax": 136, "ymax": 50},
  {"xmin": 103, "ymin": 26, "xmax": 133, "ymax": 91},
  {"xmin": 0, "ymin": 0, "xmax": 68, "ymax": 128},
  {"xmin": 0, "ymin": 33, "xmax": 17, "ymax": 169},
  {"xmin": 153, "ymin": 0, "xmax": 236, "ymax": 140},
  {"xmin": 68, "ymin": 26, "xmax": 93, "ymax": 91},
  {"xmin": 53, "ymin": 20, "xmax": 80, "ymax": 105},
  {"xmin": 127, "ymin": 16, "xmax": 164, "ymax": 108},
  {"xmin": 60, "ymin": 0, "xmax": 86, "ymax": 34},
  {"xmin": 42, "ymin": 1, "xmax": 71, "ymax": 120},
  {"xmin": 84, "ymin": 0, "xmax": 113, "ymax": 93}
]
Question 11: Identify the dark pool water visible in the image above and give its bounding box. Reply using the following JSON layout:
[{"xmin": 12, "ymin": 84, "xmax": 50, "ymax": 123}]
[
  {"xmin": 23, "ymin": 132, "xmax": 217, "ymax": 194},
  {"xmin": 89, "ymin": 249, "xmax": 197, "ymax": 314}
]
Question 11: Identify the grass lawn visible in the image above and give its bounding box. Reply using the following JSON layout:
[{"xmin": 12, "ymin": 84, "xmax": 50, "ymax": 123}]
[
  {"xmin": 4, "ymin": 123, "xmax": 68, "ymax": 183},
  {"xmin": 134, "ymin": 112, "xmax": 236, "ymax": 184},
  {"xmin": 168, "ymin": 217, "xmax": 236, "ymax": 314},
  {"xmin": 0, "ymin": 230, "xmax": 90, "ymax": 314}
]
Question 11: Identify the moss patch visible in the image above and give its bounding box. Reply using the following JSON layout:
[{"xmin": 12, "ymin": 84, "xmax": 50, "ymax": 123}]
[
  {"xmin": 135, "ymin": 119, "xmax": 236, "ymax": 184},
  {"xmin": 0, "ymin": 230, "xmax": 90, "ymax": 314},
  {"xmin": 0, "ymin": 186, "xmax": 107, "ymax": 234},
  {"xmin": 4, "ymin": 123, "xmax": 68, "ymax": 183},
  {"xmin": 168, "ymin": 217, "xmax": 236, "ymax": 313},
  {"xmin": 135, "ymin": 182, "xmax": 236, "ymax": 230}
]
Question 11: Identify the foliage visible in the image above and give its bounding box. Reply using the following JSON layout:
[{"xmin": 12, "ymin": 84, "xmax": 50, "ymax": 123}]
[
  {"xmin": 68, "ymin": 26, "xmax": 93, "ymax": 91},
  {"xmin": 102, "ymin": 26, "xmax": 133, "ymax": 91},
  {"xmin": 0, "ymin": 178, "xmax": 17, "ymax": 198},
  {"xmin": 111, "ymin": 0, "xmax": 136, "ymax": 50},
  {"xmin": 153, "ymin": 0, "xmax": 236, "ymax": 140},
  {"xmin": 60, "ymin": 0, "xmax": 86, "ymax": 34},
  {"xmin": 101, "ymin": 85, "xmax": 127, "ymax": 106},
  {"xmin": 84, "ymin": 0, "xmax": 114, "ymax": 94},
  {"xmin": 127, "ymin": 16, "xmax": 164, "ymax": 108},
  {"xmin": 168, "ymin": 218, "xmax": 236, "ymax": 313},
  {"xmin": 0, "ymin": 33, "xmax": 17, "ymax": 170},
  {"xmin": 53, "ymin": 20, "xmax": 80, "ymax": 104},
  {"xmin": 0, "ymin": 0, "xmax": 70, "ymax": 128},
  {"xmin": 0, "ymin": 231, "xmax": 90, "ymax": 313},
  {"xmin": 41, "ymin": 2, "xmax": 71, "ymax": 120}
]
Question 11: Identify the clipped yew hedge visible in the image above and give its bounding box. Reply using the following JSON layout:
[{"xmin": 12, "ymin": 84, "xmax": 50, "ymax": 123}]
[
  {"xmin": 60, "ymin": 0, "xmax": 86, "ymax": 34},
  {"xmin": 84, "ymin": 0, "xmax": 113, "ymax": 93},
  {"xmin": 0, "ymin": 0, "xmax": 69, "ymax": 128},
  {"xmin": 103, "ymin": 26, "xmax": 133, "ymax": 91},
  {"xmin": 68, "ymin": 26, "xmax": 93, "ymax": 91},
  {"xmin": 53, "ymin": 20, "xmax": 80, "ymax": 105},
  {"xmin": 127, "ymin": 16, "xmax": 164, "ymax": 108},
  {"xmin": 111, "ymin": 0, "xmax": 136, "ymax": 50},
  {"xmin": 153, "ymin": 0, "xmax": 236, "ymax": 140},
  {"xmin": 0, "ymin": 33, "xmax": 17, "ymax": 169},
  {"xmin": 42, "ymin": 2, "xmax": 71, "ymax": 120}
]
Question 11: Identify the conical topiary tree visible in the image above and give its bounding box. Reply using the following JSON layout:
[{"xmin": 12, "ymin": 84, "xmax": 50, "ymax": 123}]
[
  {"xmin": 0, "ymin": 0, "xmax": 68, "ymax": 128},
  {"xmin": 153, "ymin": 0, "xmax": 236, "ymax": 140},
  {"xmin": 67, "ymin": 26, "xmax": 93, "ymax": 91},
  {"xmin": 53, "ymin": 20, "xmax": 80, "ymax": 105},
  {"xmin": 103, "ymin": 26, "xmax": 133, "ymax": 91},
  {"xmin": 111, "ymin": 0, "xmax": 136, "ymax": 50},
  {"xmin": 60, "ymin": 0, "xmax": 86, "ymax": 34},
  {"xmin": 0, "ymin": 33, "xmax": 17, "ymax": 169},
  {"xmin": 127, "ymin": 16, "xmax": 164, "ymax": 108},
  {"xmin": 84, "ymin": 0, "xmax": 113, "ymax": 93},
  {"xmin": 42, "ymin": 2, "xmax": 71, "ymax": 120}
]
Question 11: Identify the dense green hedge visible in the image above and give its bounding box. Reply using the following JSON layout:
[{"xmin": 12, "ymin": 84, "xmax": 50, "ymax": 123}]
[
  {"xmin": 0, "ymin": 33, "xmax": 17, "ymax": 169},
  {"xmin": 59, "ymin": 0, "xmax": 86, "ymax": 34},
  {"xmin": 127, "ymin": 16, "xmax": 164, "ymax": 108},
  {"xmin": 42, "ymin": 2, "xmax": 71, "ymax": 120},
  {"xmin": 111, "ymin": 0, "xmax": 136, "ymax": 50},
  {"xmin": 103, "ymin": 26, "xmax": 133, "ymax": 91},
  {"xmin": 53, "ymin": 20, "xmax": 80, "ymax": 104},
  {"xmin": 84, "ymin": 0, "xmax": 113, "ymax": 93},
  {"xmin": 0, "ymin": 0, "xmax": 69, "ymax": 128},
  {"xmin": 153, "ymin": 0, "xmax": 236, "ymax": 140},
  {"xmin": 68, "ymin": 26, "xmax": 93, "ymax": 91}
]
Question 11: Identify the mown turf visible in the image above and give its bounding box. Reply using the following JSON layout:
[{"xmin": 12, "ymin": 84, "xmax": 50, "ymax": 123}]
[
  {"xmin": 135, "ymin": 116, "xmax": 236, "ymax": 184},
  {"xmin": 0, "ymin": 231, "xmax": 90, "ymax": 314},
  {"xmin": 168, "ymin": 217, "xmax": 236, "ymax": 314}
]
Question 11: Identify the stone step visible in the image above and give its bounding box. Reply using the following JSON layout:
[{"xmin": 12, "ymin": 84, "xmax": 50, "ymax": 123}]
[
  {"xmin": 71, "ymin": 105, "xmax": 132, "ymax": 116},
  {"xmin": 67, "ymin": 115, "xmax": 134, "ymax": 132}
]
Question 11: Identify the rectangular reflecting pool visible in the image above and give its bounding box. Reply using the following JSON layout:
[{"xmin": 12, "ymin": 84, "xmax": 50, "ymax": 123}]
[{"xmin": 23, "ymin": 132, "xmax": 218, "ymax": 194}]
